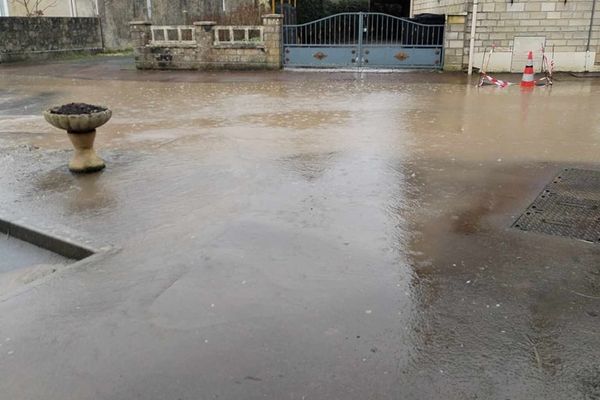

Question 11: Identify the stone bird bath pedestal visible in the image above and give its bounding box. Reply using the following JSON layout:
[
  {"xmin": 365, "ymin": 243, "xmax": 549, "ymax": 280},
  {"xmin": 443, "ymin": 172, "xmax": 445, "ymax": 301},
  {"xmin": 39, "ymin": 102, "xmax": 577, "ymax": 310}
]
[{"xmin": 43, "ymin": 103, "xmax": 111, "ymax": 173}]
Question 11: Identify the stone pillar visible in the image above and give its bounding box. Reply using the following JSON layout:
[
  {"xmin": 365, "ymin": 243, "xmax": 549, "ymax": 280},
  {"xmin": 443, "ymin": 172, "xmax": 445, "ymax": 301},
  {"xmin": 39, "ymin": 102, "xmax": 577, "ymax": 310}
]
[
  {"xmin": 262, "ymin": 14, "xmax": 283, "ymax": 69},
  {"xmin": 194, "ymin": 21, "xmax": 216, "ymax": 68},
  {"xmin": 130, "ymin": 21, "xmax": 152, "ymax": 69},
  {"xmin": 130, "ymin": 21, "xmax": 152, "ymax": 47},
  {"xmin": 443, "ymin": 14, "xmax": 466, "ymax": 71}
]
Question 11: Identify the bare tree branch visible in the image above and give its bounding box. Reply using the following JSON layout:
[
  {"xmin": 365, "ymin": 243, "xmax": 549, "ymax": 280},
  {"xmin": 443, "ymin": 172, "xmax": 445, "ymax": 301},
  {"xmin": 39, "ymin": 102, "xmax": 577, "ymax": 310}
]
[
  {"xmin": 10, "ymin": 0, "xmax": 57, "ymax": 16},
  {"xmin": 40, "ymin": 0, "xmax": 59, "ymax": 13}
]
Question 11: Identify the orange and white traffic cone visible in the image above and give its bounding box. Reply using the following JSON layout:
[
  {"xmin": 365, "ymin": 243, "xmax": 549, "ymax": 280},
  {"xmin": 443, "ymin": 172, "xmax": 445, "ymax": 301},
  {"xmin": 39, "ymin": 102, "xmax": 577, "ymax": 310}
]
[{"xmin": 520, "ymin": 51, "xmax": 535, "ymax": 88}]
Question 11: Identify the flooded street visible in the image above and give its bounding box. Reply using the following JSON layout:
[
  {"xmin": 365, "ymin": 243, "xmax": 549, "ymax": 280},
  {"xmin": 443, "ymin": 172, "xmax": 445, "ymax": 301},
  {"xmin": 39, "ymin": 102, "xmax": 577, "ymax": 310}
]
[{"xmin": 0, "ymin": 57, "xmax": 599, "ymax": 399}]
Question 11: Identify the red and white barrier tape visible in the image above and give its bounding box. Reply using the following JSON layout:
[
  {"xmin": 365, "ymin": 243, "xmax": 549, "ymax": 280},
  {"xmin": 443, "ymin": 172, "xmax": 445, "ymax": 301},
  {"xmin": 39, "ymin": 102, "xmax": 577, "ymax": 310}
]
[{"xmin": 478, "ymin": 73, "xmax": 511, "ymax": 88}]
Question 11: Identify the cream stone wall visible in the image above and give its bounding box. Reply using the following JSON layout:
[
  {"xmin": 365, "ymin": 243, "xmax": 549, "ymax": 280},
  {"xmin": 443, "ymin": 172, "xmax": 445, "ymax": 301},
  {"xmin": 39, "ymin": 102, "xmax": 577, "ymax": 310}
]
[{"xmin": 413, "ymin": 0, "xmax": 600, "ymax": 72}]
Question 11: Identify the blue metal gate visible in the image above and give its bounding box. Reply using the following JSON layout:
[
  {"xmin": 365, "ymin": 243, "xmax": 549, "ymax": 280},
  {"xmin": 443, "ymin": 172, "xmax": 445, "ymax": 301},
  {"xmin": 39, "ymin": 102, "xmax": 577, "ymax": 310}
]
[{"xmin": 283, "ymin": 12, "xmax": 444, "ymax": 69}]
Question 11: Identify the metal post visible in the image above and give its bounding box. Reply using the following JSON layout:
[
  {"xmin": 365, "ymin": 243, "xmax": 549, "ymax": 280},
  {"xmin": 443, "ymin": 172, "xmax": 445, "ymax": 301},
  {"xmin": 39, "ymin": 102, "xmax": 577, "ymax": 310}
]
[
  {"xmin": 467, "ymin": 0, "xmax": 479, "ymax": 75},
  {"xmin": 586, "ymin": 0, "xmax": 597, "ymax": 52},
  {"xmin": 358, "ymin": 12, "xmax": 364, "ymax": 67},
  {"xmin": 98, "ymin": 15, "xmax": 105, "ymax": 49}
]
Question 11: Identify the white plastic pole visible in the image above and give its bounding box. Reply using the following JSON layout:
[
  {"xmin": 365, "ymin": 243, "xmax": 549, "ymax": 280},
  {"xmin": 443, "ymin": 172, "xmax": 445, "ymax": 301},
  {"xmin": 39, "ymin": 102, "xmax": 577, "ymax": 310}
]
[
  {"xmin": 467, "ymin": 0, "xmax": 478, "ymax": 75},
  {"xmin": 0, "ymin": 0, "xmax": 9, "ymax": 16},
  {"xmin": 69, "ymin": 0, "xmax": 78, "ymax": 17}
]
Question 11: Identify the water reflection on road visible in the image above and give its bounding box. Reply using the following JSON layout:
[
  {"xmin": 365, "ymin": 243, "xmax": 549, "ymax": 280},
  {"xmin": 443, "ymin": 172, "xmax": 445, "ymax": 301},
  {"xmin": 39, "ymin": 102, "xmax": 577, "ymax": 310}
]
[{"xmin": 0, "ymin": 62, "xmax": 599, "ymax": 399}]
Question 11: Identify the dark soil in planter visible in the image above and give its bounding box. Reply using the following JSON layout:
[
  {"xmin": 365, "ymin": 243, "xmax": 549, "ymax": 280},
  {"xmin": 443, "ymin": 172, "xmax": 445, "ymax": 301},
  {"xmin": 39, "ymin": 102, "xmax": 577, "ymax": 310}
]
[{"xmin": 50, "ymin": 103, "xmax": 107, "ymax": 115}]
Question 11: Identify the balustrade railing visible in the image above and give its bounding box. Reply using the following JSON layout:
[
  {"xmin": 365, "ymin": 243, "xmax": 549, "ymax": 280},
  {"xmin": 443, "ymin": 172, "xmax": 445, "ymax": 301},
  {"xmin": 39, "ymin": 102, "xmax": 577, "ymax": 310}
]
[
  {"xmin": 151, "ymin": 26, "xmax": 195, "ymax": 44},
  {"xmin": 214, "ymin": 26, "xmax": 264, "ymax": 45}
]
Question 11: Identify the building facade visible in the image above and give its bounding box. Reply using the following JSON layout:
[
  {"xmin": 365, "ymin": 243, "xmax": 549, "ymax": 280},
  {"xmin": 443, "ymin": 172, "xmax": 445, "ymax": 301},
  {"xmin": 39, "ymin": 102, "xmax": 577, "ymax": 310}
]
[
  {"xmin": 2, "ymin": 0, "xmax": 259, "ymax": 49},
  {"xmin": 4, "ymin": 0, "xmax": 96, "ymax": 17},
  {"xmin": 413, "ymin": 0, "xmax": 600, "ymax": 72},
  {"xmin": 3, "ymin": 0, "xmax": 257, "ymax": 20}
]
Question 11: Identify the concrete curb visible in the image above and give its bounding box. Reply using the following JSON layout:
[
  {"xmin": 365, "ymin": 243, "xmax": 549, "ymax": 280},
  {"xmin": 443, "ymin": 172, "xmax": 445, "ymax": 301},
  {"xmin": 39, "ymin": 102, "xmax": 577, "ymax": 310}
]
[
  {"xmin": 0, "ymin": 216, "xmax": 117, "ymax": 303},
  {"xmin": 0, "ymin": 218, "xmax": 97, "ymax": 260},
  {"xmin": 283, "ymin": 67, "xmax": 436, "ymax": 73},
  {"xmin": 0, "ymin": 247, "xmax": 118, "ymax": 304}
]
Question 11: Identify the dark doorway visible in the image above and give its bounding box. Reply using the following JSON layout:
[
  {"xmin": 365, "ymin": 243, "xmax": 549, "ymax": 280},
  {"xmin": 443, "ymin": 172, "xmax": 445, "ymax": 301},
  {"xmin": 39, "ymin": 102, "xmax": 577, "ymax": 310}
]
[
  {"xmin": 370, "ymin": 0, "xmax": 411, "ymax": 18},
  {"xmin": 296, "ymin": 0, "xmax": 412, "ymax": 23}
]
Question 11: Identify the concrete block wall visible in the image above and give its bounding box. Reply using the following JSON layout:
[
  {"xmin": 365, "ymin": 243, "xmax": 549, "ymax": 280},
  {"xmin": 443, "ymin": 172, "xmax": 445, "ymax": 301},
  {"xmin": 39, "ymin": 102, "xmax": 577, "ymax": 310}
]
[
  {"xmin": 413, "ymin": 0, "xmax": 600, "ymax": 72},
  {"xmin": 444, "ymin": 14, "xmax": 467, "ymax": 70},
  {"xmin": 262, "ymin": 13, "xmax": 283, "ymax": 68},
  {"xmin": 412, "ymin": 0, "xmax": 466, "ymax": 15},
  {"xmin": 0, "ymin": 16, "xmax": 103, "ymax": 63},
  {"xmin": 467, "ymin": 0, "xmax": 600, "ymax": 72},
  {"xmin": 131, "ymin": 14, "xmax": 282, "ymax": 70}
]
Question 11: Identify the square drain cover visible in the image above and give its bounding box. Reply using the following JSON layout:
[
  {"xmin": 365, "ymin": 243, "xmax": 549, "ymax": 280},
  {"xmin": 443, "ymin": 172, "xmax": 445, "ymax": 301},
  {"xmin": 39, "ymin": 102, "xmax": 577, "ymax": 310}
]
[{"xmin": 513, "ymin": 168, "xmax": 600, "ymax": 243}]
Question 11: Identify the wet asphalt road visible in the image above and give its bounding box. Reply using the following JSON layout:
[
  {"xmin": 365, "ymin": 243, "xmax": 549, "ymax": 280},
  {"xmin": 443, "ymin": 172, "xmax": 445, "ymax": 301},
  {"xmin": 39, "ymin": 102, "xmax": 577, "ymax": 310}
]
[{"xmin": 0, "ymin": 56, "xmax": 599, "ymax": 400}]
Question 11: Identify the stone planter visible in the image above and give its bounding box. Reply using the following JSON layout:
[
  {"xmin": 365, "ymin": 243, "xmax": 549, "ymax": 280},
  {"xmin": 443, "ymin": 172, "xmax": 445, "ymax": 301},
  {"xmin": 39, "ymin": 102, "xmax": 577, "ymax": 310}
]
[{"xmin": 43, "ymin": 107, "xmax": 112, "ymax": 173}]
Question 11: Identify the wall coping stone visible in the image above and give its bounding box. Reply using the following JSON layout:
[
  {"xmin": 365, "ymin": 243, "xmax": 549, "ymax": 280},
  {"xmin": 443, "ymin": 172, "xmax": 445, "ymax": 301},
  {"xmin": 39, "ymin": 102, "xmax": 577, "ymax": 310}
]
[
  {"xmin": 147, "ymin": 43, "xmax": 198, "ymax": 48},
  {"xmin": 194, "ymin": 21, "xmax": 217, "ymax": 26},
  {"xmin": 213, "ymin": 44, "xmax": 266, "ymax": 50}
]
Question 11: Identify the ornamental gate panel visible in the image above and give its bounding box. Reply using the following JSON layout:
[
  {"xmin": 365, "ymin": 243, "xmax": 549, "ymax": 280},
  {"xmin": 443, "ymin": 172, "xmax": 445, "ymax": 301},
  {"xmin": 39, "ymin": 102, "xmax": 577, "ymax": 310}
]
[{"xmin": 283, "ymin": 12, "xmax": 444, "ymax": 69}]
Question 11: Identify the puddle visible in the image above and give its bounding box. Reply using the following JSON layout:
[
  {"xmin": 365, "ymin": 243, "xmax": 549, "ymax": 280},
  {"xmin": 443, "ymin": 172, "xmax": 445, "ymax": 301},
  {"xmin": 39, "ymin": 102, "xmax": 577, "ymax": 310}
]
[{"xmin": 0, "ymin": 57, "xmax": 600, "ymax": 400}]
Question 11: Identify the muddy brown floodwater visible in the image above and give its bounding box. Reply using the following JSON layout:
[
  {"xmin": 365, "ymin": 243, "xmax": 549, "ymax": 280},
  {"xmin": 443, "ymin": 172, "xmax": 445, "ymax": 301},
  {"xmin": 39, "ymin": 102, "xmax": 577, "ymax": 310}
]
[{"xmin": 0, "ymin": 56, "xmax": 599, "ymax": 400}]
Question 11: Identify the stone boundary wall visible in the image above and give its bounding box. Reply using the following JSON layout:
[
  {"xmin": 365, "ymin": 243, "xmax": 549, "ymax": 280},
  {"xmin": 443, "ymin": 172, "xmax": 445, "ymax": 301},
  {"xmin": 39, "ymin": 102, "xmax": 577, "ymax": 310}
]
[
  {"xmin": 413, "ymin": 0, "xmax": 600, "ymax": 72},
  {"xmin": 131, "ymin": 14, "xmax": 282, "ymax": 70},
  {"xmin": 466, "ymin": 0, "xmax": 600, "ymax": 72},
  {"xmin": 443, "ymin": 14, "xmax": 467, "ymax": 71},
  {"xmin": 412, "ymin": 0, "xmax": 466, "ymax": 15},
  {"xmin": 0, "ymin": 17, "xmax": 103, "ymax": 63}
]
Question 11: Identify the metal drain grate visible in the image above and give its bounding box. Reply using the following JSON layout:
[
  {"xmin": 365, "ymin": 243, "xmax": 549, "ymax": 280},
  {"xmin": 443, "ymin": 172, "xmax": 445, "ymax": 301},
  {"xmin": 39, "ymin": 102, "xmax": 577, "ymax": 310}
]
[{"xmin": 513, "ymin": 168, "xmax": 600, "ymax": 243}]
